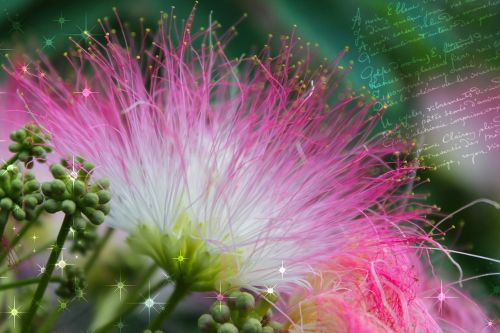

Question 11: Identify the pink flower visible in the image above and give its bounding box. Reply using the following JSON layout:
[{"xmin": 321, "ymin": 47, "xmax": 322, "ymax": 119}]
[
  {"xmin": 6, "ymin": 10, "xmax": 437, "ymax": 298},
  {"xmin": 285, "ymin": 239, "xmax": 493, "ymax": 333}
]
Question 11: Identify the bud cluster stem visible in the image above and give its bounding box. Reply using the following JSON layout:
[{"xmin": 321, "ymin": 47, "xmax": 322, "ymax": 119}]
[
  {"xmin": 0, "ymin": 154, "xmax": 19, "ymax": 170},
  {"xmin": 22, "ymin": 214, "xmax": 73, "ymax": 333}
]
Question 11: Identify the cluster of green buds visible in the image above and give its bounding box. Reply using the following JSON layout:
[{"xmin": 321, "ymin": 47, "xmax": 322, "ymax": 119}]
[
  {"xmin": 70, "ymin": 226, "xmax": 98, "ymax": 255},
  {"xmin": 198, "ymin": 290, "xmax": 286, "ymax": 333},
  {"xmin": 42, "ymin": 157, "xmax": 111, "ymax": 231},
  {"xmin": 0, "ymin": 165, "xmax": 43, "ymax": 221},
  {"xmin": 55, "ymin": 266, "xmax": 86, "ymax": 299},
  {"xmin": 8, "ymin": 124, "xmax": 52, "ymax": 168}
]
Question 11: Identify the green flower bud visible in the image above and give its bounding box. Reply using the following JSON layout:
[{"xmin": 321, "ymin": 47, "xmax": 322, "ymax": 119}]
[
  {"xmin": 12, "ymin": 206, "xmax": 26, "ymax": 220},
  {"xmin": 218, "ymin": 323, "xmax": 238, "ymax": 333},
  {"xmin": 267, "ymin": 322, "xmax": 284, "ymax": 332},
  {"xmin": 18, "ymin": 151, "xmax": 30, "ymax": 163},
  {"xmin": 10, "ymin": 129, "xmax": 27, "ymax": 142},
  {"xmin": 71, "ymin": 180, "xmax": 86, "ymax": 196},
  {"xmin": 42, "ymin": 182, "xmax": 52, "ymax": 196},
  {"xmin": 82, "ymin": 207, "xmax": 95, "ymax": 216},
  {"xmin": 227, "ymin": 291, "xmax": 241, "ymax": 308},
  {"xmin": 198, "ymin": 314, "xmax": 218, "ymax": 333},
  {"xmin": 82, "ymin": 162, "xmax": 94, "ymax": 172},
  {"xmin": 242, "ymin": 318, "xmax": 263, "ymax": 333},
  {"xmin": 61, "ymin": 200, "xmax": 77, "ymax": 215},
  {"xmin": 24, "ymin": 171, "xmax": 35, "ymax": 181},
  {"xmin": 97, "ymin": 190, "xmax": 111, "ymax": 204},
  {"xmin": 0, "ymin": 198, "xmax": 13, "ymax": 210},
  {"xmin": 10, "ymin": 179, "xmax": 23, "ymax": 193},
  {"xmin": 51, "ymin": 179, "xmax": 67, "ymax": 197},
  {"xmin": 8, "ymin": 143, "xmax": 23, "ymax": 153},
  {"xmin": 32, "ymin": 192, "xmax": 44, "ymax": 203},
  {"xmin": 72, "ymin": 216, "xmax": 87, "ymax": 231},
  {"xmin": 32, "ymin": 146, "xmax": 46, "ymax": 157},
  {"xmin": 50, "ymin": 164, "xmax": 67, "ymax": 179},
  {"xmin": 236, "ymin": 292, "xmax": 255, "ymax": 311},
  {"xmin": 87, "ymin": 209, "xmax": 105, "ymax": 225},
  {"xmin": 24, "ymin": 180, "xmax": 40, "ymax": 193},
  {"xmin": 44, "ymin": 199, "xmax": 61, "ymax": 213},
  {"xmin": 24, "ymin": 195, "xmax": 39, "ymax": 209},
  {"xmin": 94, "ymin": 178, "xmax": 110, "ymax": 190},
  {"xmin": 210, "ymin": 302, "xmax": 231, "ymax": 323},
  {"xmin": 99, "ymin": 203, "xmax": 111, "ymax": 215},
  {"xmin": 82, "ymin": 193, "xmax": 99, "ymax": 208},
  {"xmin": 262, "ymin": 327, "xmax": 274, "ymax": 333}
]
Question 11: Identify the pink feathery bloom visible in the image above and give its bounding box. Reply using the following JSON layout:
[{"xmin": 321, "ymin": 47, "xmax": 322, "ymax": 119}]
[
  {"xmin": 285, "ymin": 240, "xmax": 494, "ymax": 333},
  {"xmin": 6, "ymin": 8, "xmax": 441, "ymax": 301}
]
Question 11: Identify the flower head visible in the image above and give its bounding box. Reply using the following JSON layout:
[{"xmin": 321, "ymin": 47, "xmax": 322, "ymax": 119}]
[
  {"xmin": 8, "ymin": 11, "xmax": 428, "ymax": 293},
  {"xmin": 285, "ymin": 240, "xmax": 490, "ymax": 333}
]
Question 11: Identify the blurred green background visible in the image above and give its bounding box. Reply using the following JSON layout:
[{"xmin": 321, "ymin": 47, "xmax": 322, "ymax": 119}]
[{"xmin": 0, "ymin": 0, "xmax": 498, "ymax": 331}]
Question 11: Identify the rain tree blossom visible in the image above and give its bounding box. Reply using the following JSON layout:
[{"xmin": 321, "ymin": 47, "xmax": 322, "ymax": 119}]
[{"xmin": 4, "ymin": 9, "xmax": 492, "ymax": 331}]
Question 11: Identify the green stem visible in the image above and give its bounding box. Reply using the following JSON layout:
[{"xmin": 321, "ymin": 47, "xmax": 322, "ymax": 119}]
[
  {"xmin": 0, "ymin": 217, "xmax": 36, "ymax": 265},
  {"xmin": 84, "ymin": 228, "xmax": 114, "ymax": 273},
  {"xmin": 1, "ymin": 154, "xmax": 19, "ymax": 170},
  {"xmin": 94, "ymin": 265, "xmax": 161, "ymax": 333},
  {"xmin": 0, "ymin": 276, "xmax": 61, "ymax": 291},
  {"xmin": 148, "ymin": 282, "xmax": 190, "ymax": 330},
  {"xmin": 22, "ymin": 214, "xmax": 73, "ymax": 333},
  {"xmin": 0, "ymin": 209, "xmax": 10, "ymax": 244}
]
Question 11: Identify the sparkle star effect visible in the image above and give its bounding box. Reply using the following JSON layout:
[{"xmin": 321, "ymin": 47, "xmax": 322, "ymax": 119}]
[
  {"xmin": 425, "ymin": 280, "xmax": 458, "ymax": 314},
  {"xmin": 57, "ymin": 298, "xmax": 70, "ymax": 312},
  {"xmin": 54, "ymin": 12, "xmax": 70, "ymax": 29},
  {"xmin": 205, "ymin": 281, "xmax": 236, "ymax": 311},
  {"xmin": 74, "ymin": 86, "xmax": 98, "ymax": 98},
  {"xmin": 36, "ymin": 264, "xmax": 46, "ymax": 276},
  {"xmin": 7, "ymin": 14, "xmax": 23, "ymax": 33},
  {"xmin": 264, "ymin": 285, "xmax": 277, "ymax": 297},
  {"xmin": 279, "ymin": 261, "xmax": 286, "ymax": 279},
  {"xmin": 54, "ymin": 251, "xmax": 73, "ymax": 275},
  {"xmin": 135, "ymin": 281, "xmax": 164, "ymax": 324},
  {"xmin": 42, "ymin": 36, "xmax": 56, "ymax": 49},
  {"xmin": 31, "ymin": 233, "xmax": 38, "ymax": 253},
  {"xmin": 69, "ymin": 226, "xmax": 76, "ymax": 239},
  {"xmin": 173, "ymin": 251, "xmax": 188, "ymax": 266},
  {"xmin": 2, "ymin": 297, "xmax": 25, "ymax": 328},
  {"xmin": 107, "ymin": 272, "xmax": 134, "ymax": 301},
  {"xmin": 68, "ymin": 13, "xmax": 99, "ymax": 43},
  {"xmin": 116, "ymin": 319, "xmax": 126, "ymax": 332},
  {"xmin": 75, "ymin": 287, "xmax": 87, "ymax": 302}
]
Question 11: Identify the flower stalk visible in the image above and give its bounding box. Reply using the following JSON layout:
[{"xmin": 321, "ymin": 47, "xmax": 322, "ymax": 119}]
[
  {"xmin": 149, "ymin": 282, "xmax": 190, "ymax": 330},
  {"xmin": 22, "ymin": 213, "xmax": 73, "ymax": 332},
  {"xmin": 0, "ymin": 276, "xmax": 62, "ymax": 291}
]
